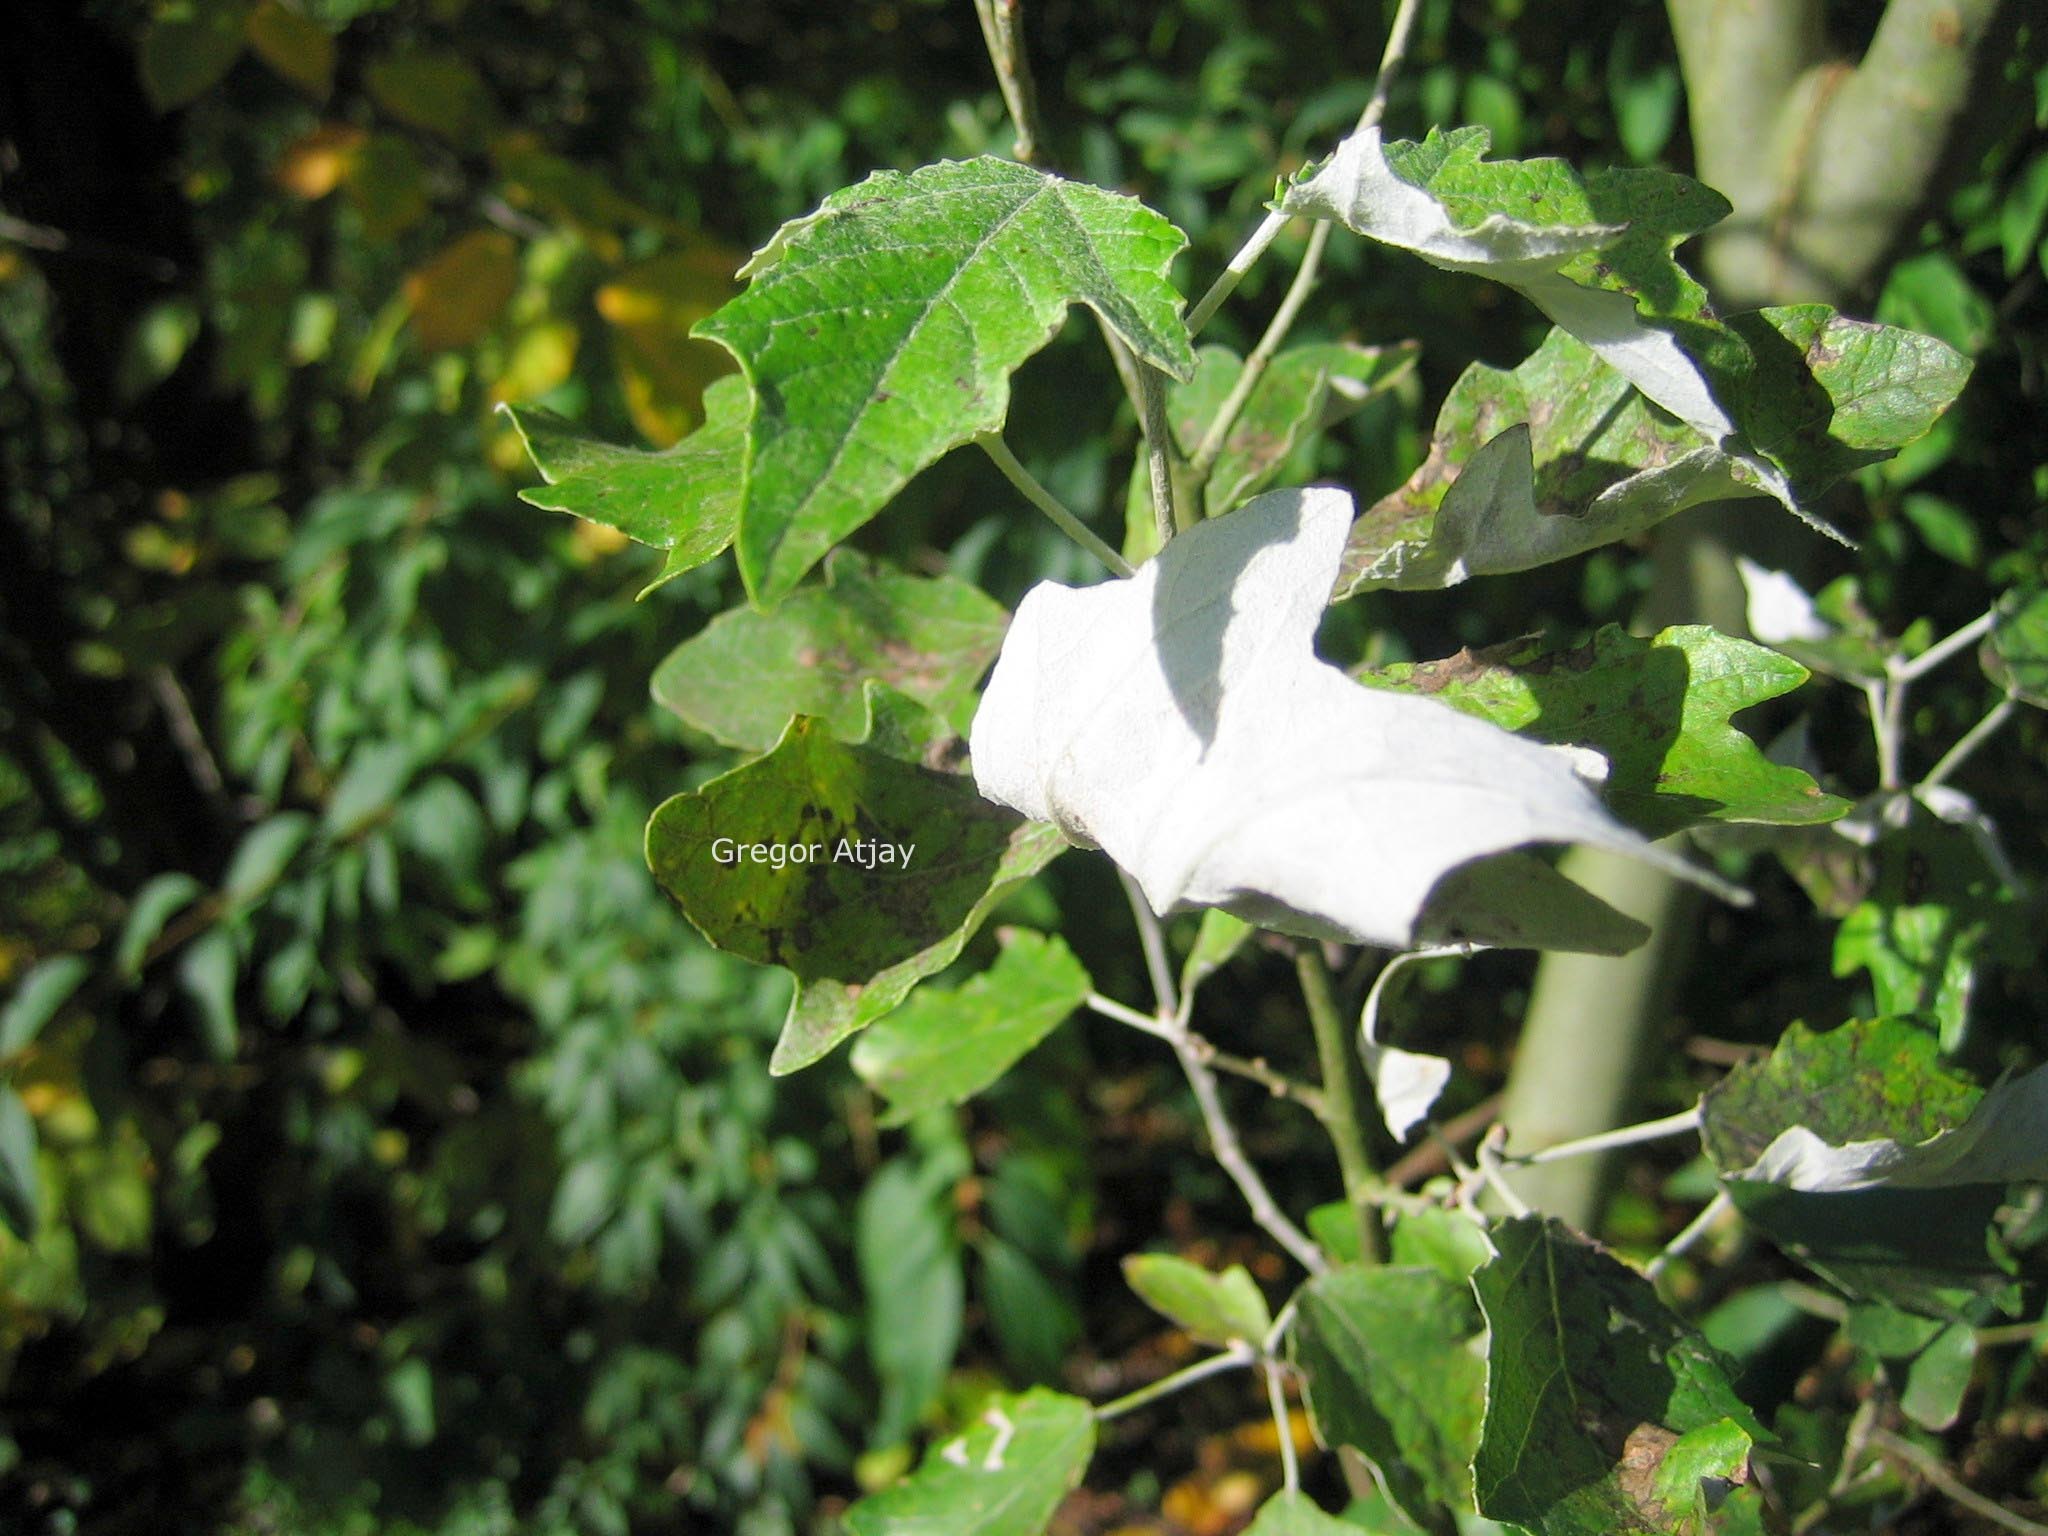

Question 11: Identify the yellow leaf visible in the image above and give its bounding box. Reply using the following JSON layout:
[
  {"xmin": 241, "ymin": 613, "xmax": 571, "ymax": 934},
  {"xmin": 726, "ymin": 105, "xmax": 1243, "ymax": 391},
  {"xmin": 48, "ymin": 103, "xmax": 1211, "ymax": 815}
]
[
  {"xmin": 275, "ymin": 122, "xmax": 365, "ymax": 198},
  {"xmin": 596, "ymin": 247, "xmax": 739, "ymax": 447},
  {"xmin": 366, "ymin": 50, "xmax": 494, "ymax": 146},
  {"xmin": 245, "ymin": 0, "xmax": 333, "ymax": 99},
  {"xmin": 492, "ymin": 136, "xmax": 669, "ymax": 261},
  {"xmin": 405, "ymin": 231, "xmax": 520, "ymax": 351},
  {"xmin": 488, "ymin": 319, "xmax": 580, "ymax": 405}
]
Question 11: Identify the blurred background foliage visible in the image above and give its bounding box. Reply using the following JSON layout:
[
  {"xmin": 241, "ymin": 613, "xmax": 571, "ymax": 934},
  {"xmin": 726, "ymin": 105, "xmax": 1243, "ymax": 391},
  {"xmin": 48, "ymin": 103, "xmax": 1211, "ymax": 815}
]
[{"xmin": 0, "ymin": 0, "xmax": 2043, "ymax": 1532}]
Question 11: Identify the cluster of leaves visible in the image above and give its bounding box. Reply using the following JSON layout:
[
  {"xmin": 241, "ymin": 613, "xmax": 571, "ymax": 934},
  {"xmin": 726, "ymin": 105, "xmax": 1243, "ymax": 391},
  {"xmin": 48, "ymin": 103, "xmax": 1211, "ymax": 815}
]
[
  {"xmin": 496, "ymin": 8, "xmax": 2048, "ymax": 1521},
  {"xmin": 4, "ymin": 3, "xmax": 2047, "ymax": 1535}
]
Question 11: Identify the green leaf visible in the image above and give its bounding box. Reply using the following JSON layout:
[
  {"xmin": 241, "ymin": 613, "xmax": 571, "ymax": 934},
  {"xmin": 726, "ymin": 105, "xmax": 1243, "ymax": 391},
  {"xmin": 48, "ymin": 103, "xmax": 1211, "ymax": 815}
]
[
  {"xmin": 224, "ymin": 812, "xmax": 314, "ymax": 906},
  {"xmin": 1470, "ymin": 1217, "xmax": 1765, "ymax": 1536},
  {"xmin": 645, "ymin": 717, "xmax": 1065, "ymax": 1072},
  {"xmin": 1241, "ymin": 1492, "xmax": 1368, "ymax": 1535},
  {"xmin": 505, "ymin": 372, "xmax": 748, "ymax": 595},
  {"xmin": 1899, "ymin": 1321, "xmax": 1976, "ymax": 1430},
  {"xmin": 697, "ymin": 157, "xmax": 1194, "ymax": 602},
  {"xmin": 115, "ymin": 872, "xmax": 206, "ymax": 980},
  {"xmin": 1339, "ymin": 328, "xmax": 1748, "ymax": 593},
  {"xmin": 1286, "ymin": 129, "xmax": 1967, "ymax": 538},
  {"xmin": 1357, "ymin": 624, "xmax": 1849, "ymax": 838},
  {"xmin": 0, "ymin": 1085, "xmax": 42, "ymax": 1240},
  {"xmin": 1700, "ymin": 1017, "xmax": 1979, "ymax": 1180},
  {"xmin": 1387, "ymin": 1206, "xmax": 1492, "ymax": 1283},
  {"xmin": 652, "ymin": 550, "xmax": 1008, "ymax": 752},
  {"xmin": 843, "ymin": 1387, "xmax": 1094, "ymax": 1536},
  {"xmin": 859, "ymin": 1151, "xmax": 967, "ymax": 1448},
  {"xmin": 1122, "ymin": 1253, "xmax": 1271, "ymax": 1347},
  {"xmin": 1875, "ymin": 252, "xmax": 1994, "ymax": 356},
  {"xmin": 0, "ymin": 955, "xmax": 91, "ymax": 1056},
  {"xmin": 1985, "ymin": 581, "xmax": 2048, "ymax": 708},
  {"xmin": 1830, "ymin": 803, "xmax": 2021, "ymax": 1046},
  {"xmin": 1290, "ymin": 1263, "xmax": 1485, "ymax": 1525},
  {"xmin": 1720, "ymin": 306, "xmax": 1973, "ymax": 503},
  {"xmin": 177, "ymin": 928, "xmax": 239, "ymax": 1061},
  {"xmin": 850, "ymin": 930, "xmax": 1090, "ymax": 1124},
  {"xmin": 1179, "ymin": 908, "xmax": 1253, "ymax": 998},
  {"xmin": 140, "ymin": 0, "xmax": 252, "ymax": 111},
  {"xmin": 979, "ymin": 1235, "xmax": 1081, "ymax": 1382}
]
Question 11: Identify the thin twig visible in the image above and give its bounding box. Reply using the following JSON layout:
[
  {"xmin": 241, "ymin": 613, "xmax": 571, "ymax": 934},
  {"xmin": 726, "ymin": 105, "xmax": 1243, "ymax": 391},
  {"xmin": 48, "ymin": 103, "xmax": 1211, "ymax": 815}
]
[
  {"xmin": 1865, "ymin": 678, "xmax": 1906, "ymax": 790},
  {"xmin": 1870, "ymin": 1428, "xmax": 2048, "ymax": 1536},
  {"xmin": 1266, "ymin": 1360, "xmax": 1300, "ymax": 1494},
  {"xmin": 1087, "ymin": 993, "xmax": 1325, "ymax": 1110},
  {"xmin": 1186, "ymin": 220, "xmax": 1333, "ymax": 485},
  {"xmin": 1094, "ymin": 1345, "xmax": 1255, "ymax": 1421},
  {"xmin": 1896, "ymin": 609, "xmax": 1995, "ymax": 683},
  {"xmin": 1923, "ymin": 695, "xmax": 2017, "ymax": 789},
  {"xmin": 1118, "ymin": 869, "xmax": 1179, "ymax": 1020},
  {"xmin": 972, "ymin": 0, "xmax": 1046, "ymax": 164},
  {"xmin": 1510, "ymin": 1106, "xmax": 1702, "ymax": 1167},
  {"xmin": 1385, "ymin": 1094, "xmax": 1502, "ymax": 1188},
  {"xmin": 977, "ymin": 433, "xmax": 1133, "ymax": 575},
  {"xmin": 1475, "ymin": 1126, "xmax": 1531, "ymax": 1218},
  {"xmin": 1358, "ymin": 0, "xmax": 1426, "ymax": 132},
  {"xmin": 1645, "ymin": 1188, "xmax": 1733, "ymax": 1281}
]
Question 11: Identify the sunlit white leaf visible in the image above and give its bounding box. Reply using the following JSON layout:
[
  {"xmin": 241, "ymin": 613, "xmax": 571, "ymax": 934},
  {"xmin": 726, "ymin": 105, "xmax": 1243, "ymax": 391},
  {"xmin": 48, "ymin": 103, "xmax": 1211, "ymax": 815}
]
[{"xmin": 969, "ymin": 488, "xmax": 1738, "ymax": 951}]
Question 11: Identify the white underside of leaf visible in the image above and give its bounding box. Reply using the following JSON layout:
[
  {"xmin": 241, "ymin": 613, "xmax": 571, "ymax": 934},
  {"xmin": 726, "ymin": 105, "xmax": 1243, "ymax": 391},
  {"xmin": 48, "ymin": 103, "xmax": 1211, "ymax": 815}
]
[
  {"xmin": 970, "ymin": 487, "xmax": 1731, "ymax": 949},
  {"xmin": 1734, "ymin": 1063, "xmax": 2048, "ymax": 1192},
  {"xmin": 1737, "ymin": 557, "xmax": 1833, "ymax": 644}
]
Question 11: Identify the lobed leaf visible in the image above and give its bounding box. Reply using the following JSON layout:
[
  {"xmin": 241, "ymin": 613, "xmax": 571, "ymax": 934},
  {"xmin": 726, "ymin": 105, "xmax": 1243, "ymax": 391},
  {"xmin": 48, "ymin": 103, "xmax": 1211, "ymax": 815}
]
[
  {"xmin": 1470, "ymin": 1217, "xmax": 1764, "ymax": 1536},
  {"xmin": 698, "ymin": 157, "xmax": 1194, "ymax": 602},
  {"xmin": 970, "ymin": 486, "xmax": 1735, "ymax": 952},
  {"xmin": 850, "ymin": 930, "xmax": 1090, "ymax": 1124},
  {"xmin": 653, "ymin": 550, "xmax": 1008, "ymax": 752},
  {"xmin": 505, "ymin": 372, "xmax": 749, "ymax": 595},
  {"xmin": 1357, "ymin": 624, "xmax": 1848, "ymax": 838},
  {"xmin": 843, "ymin": 1387, "xmax": 1094, "ymax": 1536},
  {"xmin": 645, "ymin": 717, "xmax": 1065, "ymax": 1073},
  {"xmin": 1701, "ymin": 1015, "xmax": 2048, "ymax": 1192}
]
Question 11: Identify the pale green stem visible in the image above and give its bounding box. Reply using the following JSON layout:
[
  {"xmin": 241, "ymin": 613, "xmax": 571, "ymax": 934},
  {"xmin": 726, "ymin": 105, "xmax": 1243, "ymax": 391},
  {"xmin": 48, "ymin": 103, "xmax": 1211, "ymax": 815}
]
[
  {"xmin": 1922, "ymin": 695, "xmax": 2017, "ymax": 789},
  {"xmin": 1094, "ymin": 1345, "xmax": 1254, "ymax": 1421},
  {"xmin": 976, "ymin": 433, "xmax": 1133, "ymax": 576},
  {"xmin": 1871, "ymin": 1428, "xmax": 2048, "ymax": 1536},
  {"xmin": 1135, "ymin": 367, "xmax": 1184, "ymax": 543},
  {"xmin": 1297, "ymin": 947, "xmax": 1383, "ymax": 1263},
  {"xmin": 1509, "ymin": 1106, "xmax": 1701, "ymax": 1167},
  {"xmin": 971, "ymin": 0, "xmax": 1045, "ymax": 165},
  {"xmin": 1644, "ymin": 1187, "xmax": 1732, "ymax": 1281},
  {"xmin": 1896, "ymin": 609, "xmax": 1995, "ymax": 683},
  {"xmin": 1475, "ymin": 1127, "xmax": 1531, "ymax": 1218},
  {"xmin": 1265, "ymin": 1360, "xmax": 1300, "ymax": 1493},
  {"xmin": 1086, "ymin": 993, "xmax": 1326, "ymax": 1112},
  {"xmin": 1187, "ymin": 219, "xmax": 1334, "ymax": 488}
]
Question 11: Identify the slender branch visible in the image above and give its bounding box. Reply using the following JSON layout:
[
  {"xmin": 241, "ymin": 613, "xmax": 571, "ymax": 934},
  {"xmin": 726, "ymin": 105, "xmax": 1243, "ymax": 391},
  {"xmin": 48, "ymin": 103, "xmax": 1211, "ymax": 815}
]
[
  {"xmin": 1922, "ymin": 696, "xmax": 2017, "ymax": 789},
  {"xmin": 971, "ymin": 0, "xmax": 1047, "ymax": 164},
  {"xmin": 1188, "ymin": 211, "xmax": 1289, "ymax": 339},
  {"xmin": 1135, "ymin": 367, "xmax": 1183, "ymax": 543},
  {"xmin": 1114, "ymin": 875, "xmax": 1324, "ymax": 1273},
  {"xmin": 1509, "ymin": 1106, "xmax": 1702, "ymax": 1167},
  {"xmin": 1358, "ymin": 0, "xmax": 1426, "ymax": 132},
  {"xmin": 1094, "ymin": 1345, "xmax": 1255, "ymax": 1421},
  {"xmin": 1117, "ymin": 869, "xmax": 1178, "ymax": 1020},
  {"xmin": 1298, "ymin": 947, "xmax": 1383, "ymax": 1263},
  {"xmin": 1863, "ymin": 679, "xmax": 1904, "ymax": 792},
  {"xmin": 1475, "ymin": 1126, "xmax": 1531, "ymax": 1218},
  {"xmin": 1896, "ymin": 609, "xmax": 1995, "ymax": 683},
  {"xmin": 1265, "ymin": 1360, "xmax": 1300, "ymax": 1494},
  {"xmin": 1644, "ymin": 1189, "xmax": 1733, "ymax": 1281},
  {"xmin": 1175, "ymin": 1033, "xmax": 1329, "ymax": 1274},
  {"xmin": 1087, "ymin": 993, "xmax": 1326, "ymax": 1110},
  {"xmin": 1870, "ymin": 1428, "xmax": 2048, "ymax": 1536},
  {"xmin": 1186, "ymin": 220, "xmax": 1333, "ymax": 485},
  {"xmin": 977, "ymin": 433, "xmax": 1133, "ymax": 576}
]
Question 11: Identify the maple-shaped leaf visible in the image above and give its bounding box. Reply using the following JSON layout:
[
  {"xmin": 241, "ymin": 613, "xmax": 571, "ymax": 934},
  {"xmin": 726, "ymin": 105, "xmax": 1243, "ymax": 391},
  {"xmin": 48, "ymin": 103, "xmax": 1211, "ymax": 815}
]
[
  {"xmin": 968, "ymin": 488, "xmax": 1736, "ymax": 951},
  {"xmin": 698, "ymin": 157, "xmax": 1193, "ymax": 603}
]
